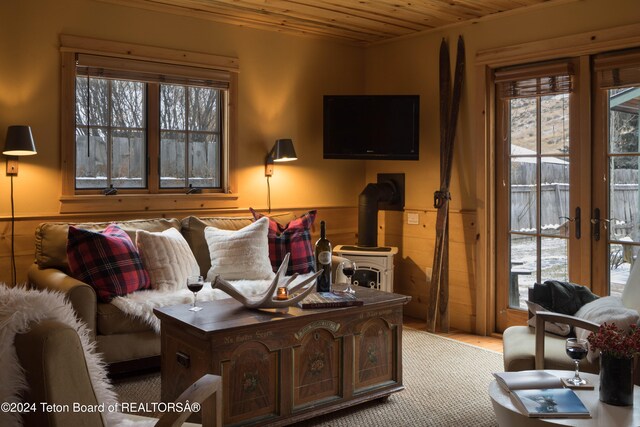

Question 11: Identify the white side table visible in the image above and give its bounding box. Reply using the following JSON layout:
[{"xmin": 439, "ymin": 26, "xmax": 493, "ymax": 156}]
[{"xmin": 489, "ymin": 370, "xmax": 640, "ymax": 426}]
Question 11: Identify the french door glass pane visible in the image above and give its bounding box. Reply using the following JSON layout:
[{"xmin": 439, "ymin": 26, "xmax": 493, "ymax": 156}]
[
  {"xmin": 510, "ymin": 98, "xmax": 537, "ymax": 151},
  {"xmin": 541, "ymin": 94, "xmax": 570, "ymax": 154},
  {"xmin": 510, "ymin": 234, "xmax": 537, "ymax": 308},
  {"xmin": 541, "ymin": 160, "xmax": 569, "ymax": 237},
  {"xmin": 510, "ymin": 158, "xmax": 537, "ymax": 233},
  {"xmin": 540, "ymin": 237, "xmax": 568, "ymax": 283},
  {"xmin": 607, "ymin": 87, "xmax": 640, "ymax": 295}
]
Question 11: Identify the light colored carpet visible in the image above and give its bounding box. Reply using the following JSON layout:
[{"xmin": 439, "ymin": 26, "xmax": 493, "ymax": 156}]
[{"xmin": 112, "ymin": 328, "xmax": 502, "ymax": 426}]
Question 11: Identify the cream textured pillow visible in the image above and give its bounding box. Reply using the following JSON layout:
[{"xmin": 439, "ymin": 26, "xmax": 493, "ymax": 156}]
[
  {"xmin": 574, "ymin": 296, "xmax": 639, "ymax": 362},
  {"xmin": 204, "ymin": 216, "xmax": 275, "ymax": 281},
  {"xmin": 622, "ymin": 258, "xmax": 640, "ymax": 313},
  {"xmin": 136, "ymin": 228, "xmax": 200, "ymax": 291}
]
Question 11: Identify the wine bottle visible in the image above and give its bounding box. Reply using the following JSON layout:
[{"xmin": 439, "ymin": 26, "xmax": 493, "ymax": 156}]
[{"xmin": 315, "ymin": 221, "xmax": 332, "ymax": 292}]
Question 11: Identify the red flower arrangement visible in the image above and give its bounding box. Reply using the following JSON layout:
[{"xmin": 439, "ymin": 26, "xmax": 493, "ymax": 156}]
[{"xmin": 587, "ymin": 323, "xmax": 640, "ymax": 359}]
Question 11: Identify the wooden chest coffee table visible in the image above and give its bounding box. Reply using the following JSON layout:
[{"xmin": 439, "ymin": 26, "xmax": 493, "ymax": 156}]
[{"xmin": 154, "ymin": 287, "xmax": 410, "ymax": 426}]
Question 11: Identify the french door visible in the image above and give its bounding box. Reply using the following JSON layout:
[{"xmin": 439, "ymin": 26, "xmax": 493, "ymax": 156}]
[
  {"xmin": 495, "ymin": 50, "xmax": 640, "ymax": 331},
  {"xmin": 495, "ymin": 59, "xmax": 585, "ymax": 331},
  {"xmin": 591, "ymin": 50, "xmax": 640, "ymax": 298}
]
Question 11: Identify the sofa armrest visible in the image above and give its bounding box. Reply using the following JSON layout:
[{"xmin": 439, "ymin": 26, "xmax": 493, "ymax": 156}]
[
  {"xmin": 534, "ymin": 311, "xmax": 600, "ymax": 370},
  {"xmin": 28, "ymin": 263, "xmax": 97, "ymax": 337}
]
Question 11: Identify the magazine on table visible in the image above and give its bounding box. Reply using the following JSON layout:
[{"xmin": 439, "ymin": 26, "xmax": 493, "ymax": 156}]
[
  {"xmin": 511, "ymin": 388, "xmax": 590, "ymax": 418},
  {"xmin": 493, "ymin": 371, "xmax": 590, "ymax": 418},
  {"xmin": 493, "ymin": 370, "xmax": 563, "ymax": 392}
]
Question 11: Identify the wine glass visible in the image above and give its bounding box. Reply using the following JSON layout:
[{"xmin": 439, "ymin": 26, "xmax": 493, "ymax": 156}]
[
  {"xmin": 187, "ymin": 275, "xmax": 204, "ymax": 312},
  {"xmin": 339, "ymin": 260, "xmax": 357, "ymax": 294},
  {"xmin": 565, "ymin": 338, "xmax": 588, "ymax": 386}
]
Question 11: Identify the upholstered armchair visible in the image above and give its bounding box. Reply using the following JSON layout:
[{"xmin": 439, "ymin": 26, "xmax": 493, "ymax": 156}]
[
  {"xmin": 502, "ymin": 260, "xmax": 640, "ymax": 385},
  {"xmin": 14, "ymin": 320, "xmax": 222, "ymax": 427}
]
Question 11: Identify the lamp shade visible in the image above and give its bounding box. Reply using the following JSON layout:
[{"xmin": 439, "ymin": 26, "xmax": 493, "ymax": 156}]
[
  {"xmin": 3, "ymin": 125, "xmax": 37, "ymax": 156},
  {"xmin": 270, "ymin": 139, "xmax": 297, "ymax": 162}
]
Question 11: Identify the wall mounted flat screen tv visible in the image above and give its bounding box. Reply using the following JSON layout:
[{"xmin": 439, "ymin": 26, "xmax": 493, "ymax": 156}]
[{"xmin": 323, "ymin": 95, "xmax": 419, "ymax": 160}]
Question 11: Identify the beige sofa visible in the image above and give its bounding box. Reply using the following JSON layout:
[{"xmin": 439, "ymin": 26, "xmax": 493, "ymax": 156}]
[{"xmin": 27, "ymin": 214, "xmax": 309, "ymax": 373}]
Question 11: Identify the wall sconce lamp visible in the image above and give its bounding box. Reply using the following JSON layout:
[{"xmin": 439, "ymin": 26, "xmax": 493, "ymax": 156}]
[
  {"xmin": 3, "ymin": 125, "xmax": 37, "ymax": 287},
  {"xmin": 3, "ymin": 125, "xmax": 37, "ymax": 175},
  {"xmin": 265, "ymin": 138, "xmax": 297, "ymax": 177}
]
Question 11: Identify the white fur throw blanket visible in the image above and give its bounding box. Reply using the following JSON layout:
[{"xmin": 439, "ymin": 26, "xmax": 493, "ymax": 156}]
[
  {"xmin": 0, "ymin": 284, "xmax": 117, "ymax": 426},
  {"xmin": 111, "ymin": 275, "xmax": 314, "ymax": 333},
  {"xmin": 574, "ymin": 295, "xmax": 640, "ymax": 363}
]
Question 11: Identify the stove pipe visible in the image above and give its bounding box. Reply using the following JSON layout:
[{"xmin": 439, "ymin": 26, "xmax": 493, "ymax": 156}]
[{"xmin": 358, "ymin": 181, "xmax": 397, "ymax": 247}]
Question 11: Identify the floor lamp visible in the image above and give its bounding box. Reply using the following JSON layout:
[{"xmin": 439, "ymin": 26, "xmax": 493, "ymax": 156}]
[{"xmin": 3, "ymin": 125, "xmax": 37, "ymax": 286}]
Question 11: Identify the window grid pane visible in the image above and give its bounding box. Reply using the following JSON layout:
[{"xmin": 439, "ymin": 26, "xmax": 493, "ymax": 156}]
[
  {"xmin": 75, "ymin": 77, "xmax": 146, "ymax": 189},
  {"xmin": 160, "ymin": 84, "xmax": 221, "ymax": 189}
]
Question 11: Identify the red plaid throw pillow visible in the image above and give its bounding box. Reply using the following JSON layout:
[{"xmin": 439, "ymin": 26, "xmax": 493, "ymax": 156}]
[
  {"xmin": 67, "ymin": 224, "xmax": 151, "ymax": 302},
  {"xmin": 250, "ymin": 208, "xmax": 317, "ymax": 275}
]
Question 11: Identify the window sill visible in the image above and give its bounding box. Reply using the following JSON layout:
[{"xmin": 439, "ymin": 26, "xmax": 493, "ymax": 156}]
[{"xmin": 59, "ymin": 193, "xmax": 239, "ymax": 214}]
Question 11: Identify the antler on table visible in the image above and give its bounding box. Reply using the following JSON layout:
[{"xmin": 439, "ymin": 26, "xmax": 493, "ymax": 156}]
[{"xmin": 212, "ymin": 253, "xmax": 321, "ymax": 309}]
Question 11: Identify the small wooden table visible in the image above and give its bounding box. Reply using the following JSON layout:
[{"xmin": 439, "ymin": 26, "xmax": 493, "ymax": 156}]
[
  {"xmin": 489, "ymin": 370, "xmax": 640, "ymax": 426},
  {"xmin": 154, "ymin": 287, "xmax": 410, "ymax": 426}
]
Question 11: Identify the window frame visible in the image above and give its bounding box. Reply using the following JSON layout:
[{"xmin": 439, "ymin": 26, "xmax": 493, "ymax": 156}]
[{"xmin": 59, "ymin": 35, "xmax": 239, "ymax": 213}]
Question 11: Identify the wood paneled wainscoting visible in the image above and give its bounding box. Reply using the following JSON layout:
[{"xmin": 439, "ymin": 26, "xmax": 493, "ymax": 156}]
[
  {"xmin": 378, "ymin": 209, "xmax": 478, "ymax": 333},
  {"xmin": 0, "ymin": 206, "xmax": 358, "ymax": 287},
  {"xmin": 2, "ymin": 206, "xmax": 482, "ymax": 336}
]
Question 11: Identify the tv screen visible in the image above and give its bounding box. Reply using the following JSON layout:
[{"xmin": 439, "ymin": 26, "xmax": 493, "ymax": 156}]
[{"xmin": 323, "ymin": 95, "xmax": 419, "ymax": 160}]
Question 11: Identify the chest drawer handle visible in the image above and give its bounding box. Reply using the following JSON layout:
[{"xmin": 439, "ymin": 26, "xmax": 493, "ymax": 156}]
[{"xmin": 176, "ymin": 351, "xmax": 190, "ymax": 368}]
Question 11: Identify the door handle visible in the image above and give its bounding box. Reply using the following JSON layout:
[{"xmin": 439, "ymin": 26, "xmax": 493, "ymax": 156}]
[
  {"xmin": 592, "ymin": 208, "xmax": 600, "ymax": 241},
  {"xmin": 560, "ymin": 207, "xmax": 581, "ymax": 239}
]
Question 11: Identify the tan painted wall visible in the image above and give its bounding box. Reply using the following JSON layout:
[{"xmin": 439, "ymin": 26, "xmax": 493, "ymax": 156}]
[
  {"xmin": 0, "ymin": 0, "xmax": 366, "ymax": 218},
  {"xmin": 2, "ymin": 0, "xmax": 640, "ymax": 332},
  {"xmin": 364, "ymin": 0, "xmax": 640, "ymax": 330}
]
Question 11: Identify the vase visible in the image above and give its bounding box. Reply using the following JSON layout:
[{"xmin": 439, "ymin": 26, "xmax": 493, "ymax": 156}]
[{"xmin": 599, "ymin": 352, "xmax": 634, "ymax": 406}]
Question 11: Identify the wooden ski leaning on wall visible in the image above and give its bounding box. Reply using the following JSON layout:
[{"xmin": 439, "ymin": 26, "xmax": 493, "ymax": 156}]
[{"xmin": 426, "ymin": 36, "xmax": 465, "ymax": 333}]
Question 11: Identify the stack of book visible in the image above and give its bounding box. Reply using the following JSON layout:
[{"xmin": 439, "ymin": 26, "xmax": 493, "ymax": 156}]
[
  {"xmin": 298, "ymin": 292, "xmax": 363, "ymax": 309},
  {"xmin": 493, "ymin": 371, "xmax": 591, "ymax": 419}
]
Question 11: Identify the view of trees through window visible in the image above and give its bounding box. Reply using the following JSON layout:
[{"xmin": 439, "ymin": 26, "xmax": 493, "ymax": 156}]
[
  {"xmin": 160, "ymin": 85, "xmax": 220, "ymax": 189},
  {"xmin": 75, "ymin": 76, "xmax": 221, "ymax": 191},
  {"xmin": 508, "ymin": 88, "xmax": 640, "ymax": 308},
  {"xmin": 75, "ymin": 77, "xmax": 146, "ymax": 189}
]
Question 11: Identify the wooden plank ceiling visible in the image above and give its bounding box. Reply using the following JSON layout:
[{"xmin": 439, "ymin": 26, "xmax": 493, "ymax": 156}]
[{"xmin": 98, "ymin": 0, "xmax": 570, "ymax": 45}]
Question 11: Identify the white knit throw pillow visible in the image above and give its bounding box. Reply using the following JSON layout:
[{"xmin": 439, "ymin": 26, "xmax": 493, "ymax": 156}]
[
  {"xmin": 204, "ymin": 216, "xmax": 275, "ymax": 281},
  {"xmin": 136, "ymin": 227, "xmax": 200, "ymax": 291}
]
